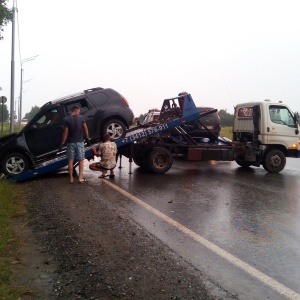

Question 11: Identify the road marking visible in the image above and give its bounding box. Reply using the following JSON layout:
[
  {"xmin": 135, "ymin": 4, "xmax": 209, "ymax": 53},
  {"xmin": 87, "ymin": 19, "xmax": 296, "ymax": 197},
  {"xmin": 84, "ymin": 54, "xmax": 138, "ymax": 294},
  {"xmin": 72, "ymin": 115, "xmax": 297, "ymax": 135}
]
[{"xmin": 103, "ymin": 179, "xmax": 300, "ymax": 300}]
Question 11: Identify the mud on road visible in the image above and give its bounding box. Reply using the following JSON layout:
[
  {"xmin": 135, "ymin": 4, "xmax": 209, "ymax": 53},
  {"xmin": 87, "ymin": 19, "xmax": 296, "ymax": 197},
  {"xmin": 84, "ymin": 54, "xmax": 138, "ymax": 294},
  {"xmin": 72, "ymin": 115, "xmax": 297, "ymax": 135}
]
[{"xmin": 13, "ymin": 174, "xmax": 232, "ymax": 300}]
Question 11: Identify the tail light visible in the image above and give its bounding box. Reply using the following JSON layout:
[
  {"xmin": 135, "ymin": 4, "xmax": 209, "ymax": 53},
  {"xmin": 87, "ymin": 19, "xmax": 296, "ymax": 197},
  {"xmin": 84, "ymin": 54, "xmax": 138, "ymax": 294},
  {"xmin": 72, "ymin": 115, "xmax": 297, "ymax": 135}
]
[{"xmin": 122, "ymin": 96, "xmax": 129, "ymax": 107}]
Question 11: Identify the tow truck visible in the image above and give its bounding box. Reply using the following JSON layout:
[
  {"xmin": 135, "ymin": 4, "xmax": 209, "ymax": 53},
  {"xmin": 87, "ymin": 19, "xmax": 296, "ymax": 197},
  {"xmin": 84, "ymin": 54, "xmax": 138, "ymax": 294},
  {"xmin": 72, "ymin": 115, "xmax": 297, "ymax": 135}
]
[
  {"xmin": 118, "ymin": 96, "xmax": 300, "ymax": 174},
  {"xmin": 8, "ymin": 93, "xmax": 200, "ymax": 182},
  {"xmin": 8, "ymin": 93, "xmax": 300, "ymax": 182}
]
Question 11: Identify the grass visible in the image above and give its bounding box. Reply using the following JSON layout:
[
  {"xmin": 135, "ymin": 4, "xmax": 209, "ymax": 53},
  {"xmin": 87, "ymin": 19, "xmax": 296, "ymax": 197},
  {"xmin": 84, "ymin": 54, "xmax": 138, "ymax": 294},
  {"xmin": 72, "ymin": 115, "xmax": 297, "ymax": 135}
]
[
  {"xmin": 0, "ymin": 179, "xmax": 26, "ymax": 299},
  {"xmin": 220, "ymin": 126, "xmax": 233, "ymax": 139},
  {"xmin": 0, "ymin": 123, "xmax": 22, "ymax": 137}
]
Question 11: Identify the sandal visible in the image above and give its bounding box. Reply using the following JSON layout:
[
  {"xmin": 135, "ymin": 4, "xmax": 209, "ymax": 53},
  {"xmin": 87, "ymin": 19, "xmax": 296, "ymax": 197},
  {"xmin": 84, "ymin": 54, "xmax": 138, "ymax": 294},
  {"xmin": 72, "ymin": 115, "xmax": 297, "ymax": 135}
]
[
  {"xmin": 78, "ymin": 179, "xmax": 88, "ymax": 183},
  {"xmin": 98, "ymin": 174, "xmax": 108, "ymax": 178},
  {"xmin": 109, "ymin": 175, "xmax": 115, "ymax": 178}
]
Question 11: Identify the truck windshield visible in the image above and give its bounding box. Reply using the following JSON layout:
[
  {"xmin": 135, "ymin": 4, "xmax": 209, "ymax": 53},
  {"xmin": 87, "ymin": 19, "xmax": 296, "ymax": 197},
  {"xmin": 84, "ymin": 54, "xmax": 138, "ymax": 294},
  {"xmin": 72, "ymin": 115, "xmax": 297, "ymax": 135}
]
[{"xmin": 269, "ymin": 105, "xmax": 296, "ymax": 128}]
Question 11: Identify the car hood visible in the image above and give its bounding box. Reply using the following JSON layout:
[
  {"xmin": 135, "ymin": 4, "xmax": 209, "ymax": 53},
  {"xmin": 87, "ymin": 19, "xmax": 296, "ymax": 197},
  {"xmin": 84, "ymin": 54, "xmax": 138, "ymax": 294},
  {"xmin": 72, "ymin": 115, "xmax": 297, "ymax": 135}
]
[{"xmin": 0, "ymin": 132, "xmax": 18, "ymax": 144}]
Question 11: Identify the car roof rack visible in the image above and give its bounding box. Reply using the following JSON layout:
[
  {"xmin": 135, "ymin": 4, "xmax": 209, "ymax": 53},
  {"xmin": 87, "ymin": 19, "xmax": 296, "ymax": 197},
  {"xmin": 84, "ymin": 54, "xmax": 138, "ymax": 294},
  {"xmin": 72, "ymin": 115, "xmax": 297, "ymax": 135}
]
[
  {"xmin": 40, "ymin": 88, "xmax": 104, "ymax": 110},
  {"xmin": 84, "ymin": 87, "xmax": 104, "ymax": 93},
  {"xmin": 40, "ymin": 101, "xmax": 53, "ymax": 109}
]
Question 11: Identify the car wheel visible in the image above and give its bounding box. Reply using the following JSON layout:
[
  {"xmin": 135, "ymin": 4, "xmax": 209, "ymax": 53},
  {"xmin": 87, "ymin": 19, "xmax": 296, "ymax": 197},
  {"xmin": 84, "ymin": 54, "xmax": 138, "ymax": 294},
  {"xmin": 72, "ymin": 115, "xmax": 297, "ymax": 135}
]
[
  {"xmin": 103, "ymin": 119, "xmax": 126, "ymax": 140},
  {"xmin": 1, "ymin": 152, "xmax": 29, "ymax": 176}
]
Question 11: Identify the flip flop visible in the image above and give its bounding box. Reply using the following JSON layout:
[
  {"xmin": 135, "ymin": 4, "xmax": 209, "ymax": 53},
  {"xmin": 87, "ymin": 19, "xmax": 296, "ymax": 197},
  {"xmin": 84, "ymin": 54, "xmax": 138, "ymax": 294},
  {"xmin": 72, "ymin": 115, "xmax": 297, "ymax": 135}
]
[
  {"xmin": 78, "ymin": 179, "xmax": 88, "ymax": 183},
  {"xmin": 98, "ymin": 174, "xmax": 108, "ymax": 178},
  {"xmin": 109, "ymin": 175, "xmax": 115, "ymax": 178}
]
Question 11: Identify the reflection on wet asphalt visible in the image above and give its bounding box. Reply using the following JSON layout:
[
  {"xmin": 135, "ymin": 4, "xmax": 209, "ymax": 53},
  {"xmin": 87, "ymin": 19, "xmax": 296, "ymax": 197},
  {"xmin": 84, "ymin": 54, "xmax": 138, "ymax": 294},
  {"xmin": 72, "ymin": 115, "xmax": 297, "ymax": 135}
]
[{"xmin": 85, "ymin": 157, "xmax": 300, "ymax": 300}]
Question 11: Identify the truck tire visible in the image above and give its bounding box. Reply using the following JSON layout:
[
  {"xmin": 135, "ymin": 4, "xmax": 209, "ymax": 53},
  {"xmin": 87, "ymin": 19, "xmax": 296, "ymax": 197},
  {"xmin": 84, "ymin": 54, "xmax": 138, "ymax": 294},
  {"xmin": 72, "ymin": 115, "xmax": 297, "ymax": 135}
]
[
  {"xmin": 235, "ymin": 160, "xmax": 253, "ymax": 168},
  {"xmin": 133, "ymin": 156, "xmax": 147, "ymax": 169},
  {"xmin": 103, "ymin": 119, "xmax": 126, "ymax": 140},
  {"xmin": 1, "ymin": 152, "xmax": 29, "ymax": 176},
  {"xmin": 146, "ymin": 147, "xmax": 173, "ymax": 174},
  {"xmin": 262, "ymin": 149, "xmax": 286, "ymax": 173}
]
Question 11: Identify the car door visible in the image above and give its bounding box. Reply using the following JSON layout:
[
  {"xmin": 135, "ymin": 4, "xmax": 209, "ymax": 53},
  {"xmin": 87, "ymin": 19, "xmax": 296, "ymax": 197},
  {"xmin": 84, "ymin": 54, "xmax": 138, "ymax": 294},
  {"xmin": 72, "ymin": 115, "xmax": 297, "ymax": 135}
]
[
  {"xmin": 24, "ymin": 106, "xmax": 64, "ymax": 157},
  {"xmin": 62, "ymin": 97, "xmax": 98, "ymax": 140}
]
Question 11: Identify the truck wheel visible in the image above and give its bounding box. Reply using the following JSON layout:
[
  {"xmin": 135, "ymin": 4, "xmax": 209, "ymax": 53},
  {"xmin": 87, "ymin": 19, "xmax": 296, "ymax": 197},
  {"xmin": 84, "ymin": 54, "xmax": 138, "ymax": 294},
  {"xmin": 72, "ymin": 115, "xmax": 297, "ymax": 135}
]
[
  {"xmin": 235, "ymin": 160, "xmax": 253, "ymax": 168},
  {"xmin": 262, "ymin": 149, "xmax": 286, "ymax": 173},
  {"xmin": 103, "ymin": 119, "xmax": 126, "ymax": 140},
  {"xmin": 133, "ymin": 156, "xmax": 147, "ymax": 169},
  {"xmin": 146, "ymin": 147, "xmax": 173, "ymax": 174},
  {"xmin": 1, "ymin": 152, "xmax": 29, "ymax": 176}
]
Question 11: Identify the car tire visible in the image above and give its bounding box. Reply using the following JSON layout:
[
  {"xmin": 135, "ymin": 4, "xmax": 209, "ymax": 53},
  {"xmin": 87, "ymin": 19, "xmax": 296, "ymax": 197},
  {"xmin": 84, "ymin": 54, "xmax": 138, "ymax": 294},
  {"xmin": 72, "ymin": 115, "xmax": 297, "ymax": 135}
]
[
  {"xmin": 1, "ymin": 152, "xmax": 29, "ymax": 176},
  {"xmin": 103, "ymin": 119, "xmax": 126, "ymax": 140}
]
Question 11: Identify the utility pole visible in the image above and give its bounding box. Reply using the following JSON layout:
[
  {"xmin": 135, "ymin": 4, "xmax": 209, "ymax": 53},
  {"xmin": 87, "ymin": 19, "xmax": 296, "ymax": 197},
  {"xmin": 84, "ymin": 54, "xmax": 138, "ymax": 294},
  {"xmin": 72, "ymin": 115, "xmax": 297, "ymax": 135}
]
[
  {"xmin": 19, "ymin": 56, "xmax": 38, "ymax": 128},
  {"xmin": 10, "ymin": 3, "xmax": 16, "ymax": 133}
]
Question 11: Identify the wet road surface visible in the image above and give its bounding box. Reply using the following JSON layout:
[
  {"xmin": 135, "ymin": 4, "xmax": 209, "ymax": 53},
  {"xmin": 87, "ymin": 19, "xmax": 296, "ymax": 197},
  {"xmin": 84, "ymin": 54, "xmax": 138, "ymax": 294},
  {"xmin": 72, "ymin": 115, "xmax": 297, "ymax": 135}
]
[{"xmin": 85, "ymin": 158, "xmax": 300, "ymax": 300}]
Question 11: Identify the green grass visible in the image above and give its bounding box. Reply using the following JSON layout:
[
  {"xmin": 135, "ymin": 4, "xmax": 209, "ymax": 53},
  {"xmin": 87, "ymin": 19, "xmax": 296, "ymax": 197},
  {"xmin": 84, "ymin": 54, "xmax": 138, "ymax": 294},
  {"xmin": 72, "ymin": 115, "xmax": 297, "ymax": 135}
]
[
  {"xmin": 220, "ymin": 126, "xmax": 233, "ymax": 139},
  {"xmin": 0, "ymin": 180, "xmax": 25, "ymax": 299},
  {"xmin": 0, "ymin": 123, "xmax": 22, "ymax": 137}
]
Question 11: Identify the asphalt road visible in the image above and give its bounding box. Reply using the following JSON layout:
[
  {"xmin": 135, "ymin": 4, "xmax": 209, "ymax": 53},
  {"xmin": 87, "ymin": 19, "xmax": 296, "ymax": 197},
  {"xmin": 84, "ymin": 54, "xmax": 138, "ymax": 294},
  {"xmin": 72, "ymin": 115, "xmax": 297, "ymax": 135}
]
[{"xmin": 85, "ymin": 157, "xmax": 300, "ymax": 300}]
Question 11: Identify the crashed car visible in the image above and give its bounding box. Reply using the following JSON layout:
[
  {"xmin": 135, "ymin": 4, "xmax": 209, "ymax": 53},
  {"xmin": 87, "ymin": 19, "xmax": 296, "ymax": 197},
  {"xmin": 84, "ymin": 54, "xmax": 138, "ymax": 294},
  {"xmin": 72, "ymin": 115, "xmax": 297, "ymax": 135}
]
[
  {"xmin": 141, "ymin": 106, "xmax": 221, "ymax": 140},
  {"xmin": 0, "ymin": 87, "xmax": 134, "ymax": 176}
]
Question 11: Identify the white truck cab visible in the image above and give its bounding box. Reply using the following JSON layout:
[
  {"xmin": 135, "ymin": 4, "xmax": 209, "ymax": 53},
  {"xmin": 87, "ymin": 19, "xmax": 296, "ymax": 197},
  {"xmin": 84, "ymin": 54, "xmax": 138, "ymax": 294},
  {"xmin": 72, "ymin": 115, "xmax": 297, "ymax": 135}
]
[{"xmin": 233, "ymin": 100, "xmax": 300, "ymax": 172}]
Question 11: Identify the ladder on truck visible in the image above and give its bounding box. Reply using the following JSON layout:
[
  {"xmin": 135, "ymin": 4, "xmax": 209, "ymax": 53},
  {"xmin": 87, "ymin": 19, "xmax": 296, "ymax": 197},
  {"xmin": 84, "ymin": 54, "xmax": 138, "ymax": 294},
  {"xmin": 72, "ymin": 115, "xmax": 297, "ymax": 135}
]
[{"xmin": 9, "ymin": 93, "xmax": 200, "ymax": 182}]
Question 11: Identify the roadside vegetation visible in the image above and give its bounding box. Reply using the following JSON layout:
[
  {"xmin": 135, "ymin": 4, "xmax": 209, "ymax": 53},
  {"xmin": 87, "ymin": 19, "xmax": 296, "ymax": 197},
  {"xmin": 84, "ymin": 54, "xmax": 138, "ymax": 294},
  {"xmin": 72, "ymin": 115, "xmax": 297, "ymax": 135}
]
[
  {"xmin": 0, "ymin": 122, "xmax": 11, "ymax": 136},
  {"xmin": 220, "ymin": 126, "xmax": 233, "ymax": 139},
  {"xmin": 0, "ymin": 0, "xmax": 12, "ymax": 40},
  {"xmin": 0, "ymin": 179, "xmax": 26, "ymax": 299},
  {"xmin": 0, "ymin": 5, "xmax": 26, "ymax": 295},
  {"xmin": 0, "ymin": 123, "xmax": 22, "ymax": 137}
]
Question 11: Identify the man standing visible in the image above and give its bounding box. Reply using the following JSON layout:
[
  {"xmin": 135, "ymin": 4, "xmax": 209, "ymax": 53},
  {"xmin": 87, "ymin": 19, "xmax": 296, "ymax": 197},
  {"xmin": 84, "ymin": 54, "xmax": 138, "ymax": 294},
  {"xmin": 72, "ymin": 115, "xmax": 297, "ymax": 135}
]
[
  {"xmin": 60, "ymin": 105, "xmax": 90, "ymax": 183},
  {"xmin": 89, "ymin": 133, "xmax": 117, "ymax": 178}
]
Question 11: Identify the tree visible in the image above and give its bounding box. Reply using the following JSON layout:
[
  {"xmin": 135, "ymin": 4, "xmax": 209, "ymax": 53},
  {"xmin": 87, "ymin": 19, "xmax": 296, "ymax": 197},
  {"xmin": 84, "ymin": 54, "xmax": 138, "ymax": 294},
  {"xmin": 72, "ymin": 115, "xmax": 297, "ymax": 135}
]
[
  {"xmin": 24, "ymin": 105, "xmax": 40, "ymax": 121},
  {"xmin": 0, "ymin": 103, "xmax": 8, "ymax": 121},
  {"xmin": 218, "ymin": 109, "xmax": 234, "ymax": 127},
  {"xmin": 0, "ymin": 0, "xmax": 12, "ymax": 40}
]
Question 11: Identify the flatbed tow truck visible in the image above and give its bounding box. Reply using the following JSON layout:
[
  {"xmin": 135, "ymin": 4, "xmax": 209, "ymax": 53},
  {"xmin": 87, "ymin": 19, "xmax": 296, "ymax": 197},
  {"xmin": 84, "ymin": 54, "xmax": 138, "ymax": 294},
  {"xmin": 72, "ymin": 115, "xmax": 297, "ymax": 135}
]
[
  {"xmin": 8, "ymin": 93, "xmax": 200, "ymax": 182},
  {"xmin": 8, "ymin": 92, "xmax": 300, "ymax": 182}
]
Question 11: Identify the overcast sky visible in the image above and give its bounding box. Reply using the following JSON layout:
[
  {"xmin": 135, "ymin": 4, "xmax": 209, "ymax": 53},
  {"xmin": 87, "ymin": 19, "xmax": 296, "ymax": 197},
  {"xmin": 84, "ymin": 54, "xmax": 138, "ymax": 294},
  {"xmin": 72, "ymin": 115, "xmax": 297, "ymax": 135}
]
[{"xmin": 1, "ymin": 0, "xmax": 300, "ymax": 119}]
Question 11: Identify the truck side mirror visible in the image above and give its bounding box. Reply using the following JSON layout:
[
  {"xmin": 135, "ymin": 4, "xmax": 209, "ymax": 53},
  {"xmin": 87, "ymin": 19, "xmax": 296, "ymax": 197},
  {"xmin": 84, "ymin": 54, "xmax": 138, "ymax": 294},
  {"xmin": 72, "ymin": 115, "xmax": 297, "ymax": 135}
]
[{"xmin": 293, "ymin": 114, "xmax": 298, "ymax": 123}]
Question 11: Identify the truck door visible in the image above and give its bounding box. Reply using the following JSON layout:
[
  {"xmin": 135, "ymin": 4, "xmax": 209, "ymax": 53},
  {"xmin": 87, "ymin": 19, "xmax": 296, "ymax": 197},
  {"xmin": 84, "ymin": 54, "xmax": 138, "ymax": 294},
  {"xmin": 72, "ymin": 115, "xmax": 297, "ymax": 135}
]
[{"xmin": 267, "ymin": 104, "xmax": 299, "ymax": 146}]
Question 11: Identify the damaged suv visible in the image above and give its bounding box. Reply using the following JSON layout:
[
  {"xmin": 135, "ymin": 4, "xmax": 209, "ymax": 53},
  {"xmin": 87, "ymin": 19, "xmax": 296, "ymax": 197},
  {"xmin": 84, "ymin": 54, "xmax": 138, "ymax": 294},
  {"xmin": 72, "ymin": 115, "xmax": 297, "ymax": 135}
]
[
  {"xmin": 0, "ymin": 87, "xmax": 134, "ymax": 176},
  {"xmin": 141, "ymin": 107, "xmax": 221, "ymax": 140}
]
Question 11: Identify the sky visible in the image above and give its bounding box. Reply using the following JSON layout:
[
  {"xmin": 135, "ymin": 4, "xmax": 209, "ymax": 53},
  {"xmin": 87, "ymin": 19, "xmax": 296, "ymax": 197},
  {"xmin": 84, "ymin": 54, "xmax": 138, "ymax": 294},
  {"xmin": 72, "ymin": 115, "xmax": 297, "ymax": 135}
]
[{"xmin": 0, "ymin": 0, "xmax": 300, "ymax": 120}]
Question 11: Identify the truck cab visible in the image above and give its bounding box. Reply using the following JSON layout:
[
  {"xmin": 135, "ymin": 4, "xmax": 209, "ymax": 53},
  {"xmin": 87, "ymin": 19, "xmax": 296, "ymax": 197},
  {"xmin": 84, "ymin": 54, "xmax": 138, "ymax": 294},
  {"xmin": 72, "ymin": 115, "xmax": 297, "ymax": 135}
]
[{"xmin": 233, "ymin": 100, "xmax": 300, "ymax": 172}]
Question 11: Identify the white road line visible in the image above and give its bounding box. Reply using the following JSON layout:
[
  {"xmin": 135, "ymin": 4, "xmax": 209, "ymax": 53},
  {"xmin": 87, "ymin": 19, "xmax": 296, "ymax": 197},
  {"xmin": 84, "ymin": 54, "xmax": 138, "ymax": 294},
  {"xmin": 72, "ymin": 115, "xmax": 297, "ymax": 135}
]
[{"xmin": 103, "ymin": 179, "xmax": 300, "ymax": 300}]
